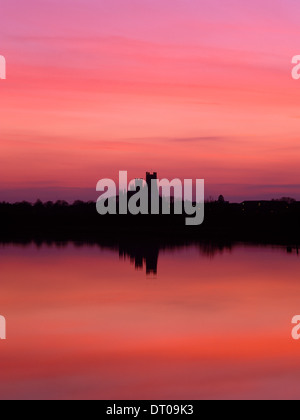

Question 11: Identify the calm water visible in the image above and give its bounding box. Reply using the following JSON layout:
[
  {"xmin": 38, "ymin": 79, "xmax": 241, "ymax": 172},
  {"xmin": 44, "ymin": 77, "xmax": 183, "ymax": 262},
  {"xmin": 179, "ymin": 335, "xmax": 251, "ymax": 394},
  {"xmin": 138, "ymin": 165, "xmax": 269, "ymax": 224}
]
[{"xmin": 0, "ymin": 242, "xmax": 299, "ymax": 400}]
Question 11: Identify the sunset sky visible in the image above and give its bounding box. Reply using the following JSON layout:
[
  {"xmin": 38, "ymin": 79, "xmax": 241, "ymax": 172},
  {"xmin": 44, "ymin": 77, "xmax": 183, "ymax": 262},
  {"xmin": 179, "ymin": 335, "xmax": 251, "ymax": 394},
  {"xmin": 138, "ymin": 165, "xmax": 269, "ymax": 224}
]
[{"xmin": 1, "ymin": 0, "xmax": 300, "ymax": 202}]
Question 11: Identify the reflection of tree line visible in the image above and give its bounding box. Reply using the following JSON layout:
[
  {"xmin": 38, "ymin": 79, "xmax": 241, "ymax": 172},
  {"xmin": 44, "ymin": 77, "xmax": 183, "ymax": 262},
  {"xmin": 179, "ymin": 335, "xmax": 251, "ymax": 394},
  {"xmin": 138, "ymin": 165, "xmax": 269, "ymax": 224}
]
[
  {"xmin": 117, "ymin": 240, "xmax": 233, "ymax": 274},
  {"xmin": 0, "ymin": 234, "xmax": 298, "ymax": 275},
  {"xmin": 0, "ymin": 236, "xmax": 232, "ymax": 275}
]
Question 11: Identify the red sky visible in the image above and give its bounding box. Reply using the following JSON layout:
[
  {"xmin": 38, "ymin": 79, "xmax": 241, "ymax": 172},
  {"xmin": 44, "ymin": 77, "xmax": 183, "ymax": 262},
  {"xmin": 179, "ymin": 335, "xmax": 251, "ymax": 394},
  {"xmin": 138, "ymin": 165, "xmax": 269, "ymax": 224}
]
[{"xmin": 1, "ymin": 0, "xmax": 300, "ymax": 202}]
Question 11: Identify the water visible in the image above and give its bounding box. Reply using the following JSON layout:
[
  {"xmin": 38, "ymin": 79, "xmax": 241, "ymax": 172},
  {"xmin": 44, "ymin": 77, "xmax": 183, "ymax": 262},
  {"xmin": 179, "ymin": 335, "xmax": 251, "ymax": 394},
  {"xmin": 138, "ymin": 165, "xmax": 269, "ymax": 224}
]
[{"xmin": 0, "ymin": 242, "xmax": 299, "ymax": 400}]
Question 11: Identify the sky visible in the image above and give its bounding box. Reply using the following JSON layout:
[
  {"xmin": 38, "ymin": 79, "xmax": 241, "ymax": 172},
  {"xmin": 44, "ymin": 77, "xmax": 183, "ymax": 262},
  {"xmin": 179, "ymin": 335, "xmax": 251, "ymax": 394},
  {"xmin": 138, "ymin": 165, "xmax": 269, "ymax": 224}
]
[{"xmin": 1, "ymin": 0, "xmax": 300, "ymax": 202}]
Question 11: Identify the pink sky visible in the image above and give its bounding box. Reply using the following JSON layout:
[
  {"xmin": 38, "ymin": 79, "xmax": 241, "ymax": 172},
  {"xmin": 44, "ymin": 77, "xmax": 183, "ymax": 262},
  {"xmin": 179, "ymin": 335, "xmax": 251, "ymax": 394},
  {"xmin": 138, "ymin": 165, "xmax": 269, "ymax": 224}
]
[{"xmin": 1, "ymin": 0, "xmax": 300, "ymax": 202}]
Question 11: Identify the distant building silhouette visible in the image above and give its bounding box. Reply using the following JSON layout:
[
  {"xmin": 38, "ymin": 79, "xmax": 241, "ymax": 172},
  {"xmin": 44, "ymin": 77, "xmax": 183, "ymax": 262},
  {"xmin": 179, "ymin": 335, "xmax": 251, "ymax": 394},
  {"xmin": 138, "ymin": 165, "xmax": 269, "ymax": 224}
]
[
  {"xmin": 217, "ymin": 195, "xmax": 229, "ymax": 205},
  {"xmin": 146, "ymin": 172, "xmax": 157, "ymax": 185},
  {"xmin": 146, "ymin": 172, "xmax": 158, "ymax": 212},
  {"xmin": 146, "ymin": 172, "xmax": 158, "ymax": 194}
]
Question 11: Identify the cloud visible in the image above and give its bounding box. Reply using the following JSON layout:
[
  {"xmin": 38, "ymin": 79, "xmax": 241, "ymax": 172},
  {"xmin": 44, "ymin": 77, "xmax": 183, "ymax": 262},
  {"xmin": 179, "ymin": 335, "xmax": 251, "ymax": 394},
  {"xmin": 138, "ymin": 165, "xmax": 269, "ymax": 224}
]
[{"xmin": 171, "ymin": 136, "xmax": 228, "ymax": 143}]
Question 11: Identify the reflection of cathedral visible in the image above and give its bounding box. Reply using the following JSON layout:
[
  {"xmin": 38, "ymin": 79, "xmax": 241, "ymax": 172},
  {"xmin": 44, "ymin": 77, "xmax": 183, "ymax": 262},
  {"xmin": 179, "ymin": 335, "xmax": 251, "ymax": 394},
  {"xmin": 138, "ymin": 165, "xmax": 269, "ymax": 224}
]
[
  {"xmin": 119, "ymin": 243, "xmax": 159, "ymax": 275},
  {"xmin": 117, "ymin": 240, "xmax": 232, "ymax": 275}
]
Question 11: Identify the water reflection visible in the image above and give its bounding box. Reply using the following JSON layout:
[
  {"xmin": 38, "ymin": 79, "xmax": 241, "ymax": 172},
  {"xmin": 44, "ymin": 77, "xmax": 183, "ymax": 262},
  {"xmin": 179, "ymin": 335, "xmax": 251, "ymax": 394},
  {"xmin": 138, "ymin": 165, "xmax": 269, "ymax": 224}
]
[
  {"xmin": 118, "ymin": 241, "xmax": 235, "ymax": 275},
  {"xmin": 0, "ymin": 239, "xmax": 236, "ymax": 275},
  {"xmin": 1, "ymin": 239, "xmax": 298, "ymax": 276},
  {"xmin": 0, "ymin": 242, "xmax": 300, "ymax": 399}
]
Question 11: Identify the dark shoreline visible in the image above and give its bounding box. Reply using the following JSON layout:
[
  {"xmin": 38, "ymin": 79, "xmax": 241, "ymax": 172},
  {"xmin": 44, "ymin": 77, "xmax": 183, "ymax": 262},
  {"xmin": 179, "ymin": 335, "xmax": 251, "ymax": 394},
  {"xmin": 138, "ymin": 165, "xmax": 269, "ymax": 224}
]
[{"xmin": 0, "ymin": 200, "xmax": 299, "ymax": 246}]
